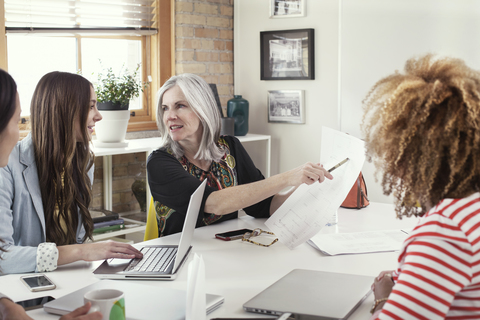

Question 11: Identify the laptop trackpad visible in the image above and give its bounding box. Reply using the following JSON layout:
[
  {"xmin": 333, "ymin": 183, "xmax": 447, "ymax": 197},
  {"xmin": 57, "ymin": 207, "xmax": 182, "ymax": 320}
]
[{"xmin": 95, "ymin": 258, "xmax": 131, "ymax": 274}]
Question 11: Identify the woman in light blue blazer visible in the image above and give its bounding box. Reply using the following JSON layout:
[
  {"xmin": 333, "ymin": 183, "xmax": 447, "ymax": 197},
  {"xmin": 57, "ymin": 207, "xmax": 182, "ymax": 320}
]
[
  {"xmin": 0, "ymin": 70, "xmax": 107, "ymax": 320},
  {"xmin": 0, "ymin": 71, "xmax": 142, "ymax": 276}
]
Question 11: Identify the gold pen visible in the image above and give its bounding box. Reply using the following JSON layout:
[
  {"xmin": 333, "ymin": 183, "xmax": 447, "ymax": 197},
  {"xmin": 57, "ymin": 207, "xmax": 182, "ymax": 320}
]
[{"xmin": 327, "ymin": 158, "xmax": 349, "ymax": 172}]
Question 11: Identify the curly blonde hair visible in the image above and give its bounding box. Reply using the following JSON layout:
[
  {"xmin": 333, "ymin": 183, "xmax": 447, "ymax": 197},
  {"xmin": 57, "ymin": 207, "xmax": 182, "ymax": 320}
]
[{"xmin": 361, "ymin": 54, "xmax": 480, "ymax": 218}]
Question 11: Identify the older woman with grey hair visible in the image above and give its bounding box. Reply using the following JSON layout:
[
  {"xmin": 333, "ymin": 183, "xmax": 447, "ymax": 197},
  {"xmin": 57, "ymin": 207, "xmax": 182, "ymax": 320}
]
[{"xmin": 148, "ymin": 73, "xmax": 332, "ymax": 237}]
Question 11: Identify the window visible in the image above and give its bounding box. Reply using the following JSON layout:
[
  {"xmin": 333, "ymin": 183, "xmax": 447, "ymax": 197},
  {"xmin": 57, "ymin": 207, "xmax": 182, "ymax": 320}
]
[
  {"xmin": 8, "ymin": 35, "xmax": 146, "ymax": 117},
  {"xmin": 1, "ymin": 0, "xmax": 172, "ymax": 132},
  {"xmin": 8, "ymin": 36, "xmax": 77, "ymax": 117},
  {"xmin": 81, "ymin": 37, "xmax": 146, "ymax": 113}
]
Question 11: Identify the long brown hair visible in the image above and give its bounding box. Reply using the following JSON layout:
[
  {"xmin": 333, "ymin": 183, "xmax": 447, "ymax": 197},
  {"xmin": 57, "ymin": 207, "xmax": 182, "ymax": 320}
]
[
  {"xmin": 0, "ymin": 69, "xmax": 18, "ymax": 253},
  {"xmin": 0, "ymin": 69, "xmax": 17, "ymax": 135},
  {"xmin": 31, "ymin": 71, "xmax": 94, "ymax": 245},
  {"xmin": 361, "ymin": 54, "xmax": 480, "ymax": 218}
]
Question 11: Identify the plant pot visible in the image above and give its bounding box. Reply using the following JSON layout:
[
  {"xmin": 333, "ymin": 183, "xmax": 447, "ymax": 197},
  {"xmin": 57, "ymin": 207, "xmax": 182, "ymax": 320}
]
[
  {"xmin": 97, "ymin": 101, "xmax": 129, "ymax": 111},
  {"xmin": 94, "ymin": 110, "xmax": 130, "ymax": 148}
]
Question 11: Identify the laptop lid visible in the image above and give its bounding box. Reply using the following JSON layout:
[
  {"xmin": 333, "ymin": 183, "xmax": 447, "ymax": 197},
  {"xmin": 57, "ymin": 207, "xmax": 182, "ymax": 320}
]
[
  {"xmin": 172, "ymin": 179, "xmax": 206, "ymax": 273},
  {"xmin": 93, "ymin": 179, "xmax": 207, "ymax": 280},
  {"xmin": 243, "ymin": 269, "xmax": 373, "ymax": 319},
  {"xmin": 44, "ymin": 280, "xmax": 224, "ymax": 320}
]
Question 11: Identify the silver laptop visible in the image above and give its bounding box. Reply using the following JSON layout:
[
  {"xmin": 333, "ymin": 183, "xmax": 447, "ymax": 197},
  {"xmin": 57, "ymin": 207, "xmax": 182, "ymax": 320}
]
[
  {"xmin": 93, "ymin": 180, "xmax": 207, "ymax": 280},
  {"xmin": 44, "ymin": 279, "xmax": 224, "ymax": 320},
  {"xmin": 243, "ymin": 269, "xmax": 373, "ymax": 320}
]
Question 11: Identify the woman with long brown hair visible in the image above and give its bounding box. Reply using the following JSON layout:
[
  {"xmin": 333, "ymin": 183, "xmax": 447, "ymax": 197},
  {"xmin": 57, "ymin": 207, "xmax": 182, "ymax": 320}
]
[
  {"xmin": 0, "ymin": 69, "xmax": 104, "ymax": 320},
  {"xmin": 0, "ymin": 71, "xmax": 142, "ymax": 275}
]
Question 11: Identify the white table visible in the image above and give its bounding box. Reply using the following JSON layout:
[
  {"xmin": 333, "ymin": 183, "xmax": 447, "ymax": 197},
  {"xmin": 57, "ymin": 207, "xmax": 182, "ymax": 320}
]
[{"xmin": 3, "ymin": 202, "xmax": 418, "ymax": 319}]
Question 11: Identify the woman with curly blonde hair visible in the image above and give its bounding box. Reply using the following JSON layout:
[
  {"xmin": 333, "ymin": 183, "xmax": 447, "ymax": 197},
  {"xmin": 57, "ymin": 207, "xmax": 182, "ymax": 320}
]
[{"xmin": 363, "ymin": 54, "xmax": 480, "ymax": 319}]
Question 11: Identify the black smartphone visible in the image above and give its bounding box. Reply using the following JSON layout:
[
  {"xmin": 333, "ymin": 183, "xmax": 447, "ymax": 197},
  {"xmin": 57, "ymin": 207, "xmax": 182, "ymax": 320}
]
[
  {"xmin": 16, "ymin": 296, "xmax": 55, "ymax": 311},
  {"xmin": 215, "ymin": 228, "xmax": 253, "ymax": 241}
]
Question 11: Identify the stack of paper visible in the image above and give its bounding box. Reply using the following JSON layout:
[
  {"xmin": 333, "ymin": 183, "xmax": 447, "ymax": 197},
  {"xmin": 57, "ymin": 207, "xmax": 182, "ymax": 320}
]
[{"xmin": 308, "ymin": 229, "xmax": 410, "ymax": 255}]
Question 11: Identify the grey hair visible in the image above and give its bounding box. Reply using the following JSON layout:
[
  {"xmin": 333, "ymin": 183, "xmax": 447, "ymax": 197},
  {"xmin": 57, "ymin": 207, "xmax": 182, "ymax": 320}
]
[{"xmin": 156, "ymin": 73, "xmax": 224, "ymax": 161}]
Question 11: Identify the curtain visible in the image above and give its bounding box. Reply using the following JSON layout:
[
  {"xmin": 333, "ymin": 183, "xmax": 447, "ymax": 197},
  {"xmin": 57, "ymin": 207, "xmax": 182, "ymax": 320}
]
[{"xmin": 5, "ymin": 0, "xmax": 157, "ymax": 34}]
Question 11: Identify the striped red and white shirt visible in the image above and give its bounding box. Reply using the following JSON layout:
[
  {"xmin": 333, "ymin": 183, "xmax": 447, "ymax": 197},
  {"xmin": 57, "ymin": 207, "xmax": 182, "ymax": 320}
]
[{"xmin": 375, "ymin": 192, "xmax": 480, "ymax": 319}]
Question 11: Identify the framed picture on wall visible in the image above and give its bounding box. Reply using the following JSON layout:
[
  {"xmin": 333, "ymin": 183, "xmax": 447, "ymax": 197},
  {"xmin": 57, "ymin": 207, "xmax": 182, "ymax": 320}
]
[
  {"xmin": 260, "ymin": 28, "xmax": 314, "ymax": 80},
  {"xmin": 268, "ymin": 90, "xmax": 305, "ymax": 124},
  {"xmin": 270, "ymin": 0, "xmax": 306, "ymax": 18}
]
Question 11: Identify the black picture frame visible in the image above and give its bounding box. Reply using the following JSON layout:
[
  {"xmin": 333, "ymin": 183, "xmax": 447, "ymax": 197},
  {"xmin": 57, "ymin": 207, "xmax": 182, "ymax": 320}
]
[
  {"xmin": 270, "ymin": 0, "xmax": 306, "ymax": 18},
  {"xmin": 268, "ymin": 90, "xmax": 305, "ymax": 123},
  {"xmin": 260, "ymin": 28, "xmax": 314, "ymax": 80}
]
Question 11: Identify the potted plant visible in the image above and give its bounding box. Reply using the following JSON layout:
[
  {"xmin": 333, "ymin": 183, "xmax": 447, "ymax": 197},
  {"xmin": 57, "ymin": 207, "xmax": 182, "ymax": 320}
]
[{"xmin": 93, "ymin": 64, "xmax": 149, "ymax": 147}]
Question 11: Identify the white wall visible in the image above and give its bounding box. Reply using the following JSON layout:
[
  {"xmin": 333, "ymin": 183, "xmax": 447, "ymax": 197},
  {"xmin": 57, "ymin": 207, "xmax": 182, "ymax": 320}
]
[
  {"xmin": 235, "ymin": 0, "xmax": 480, "ymax": 203},
  {"xmin": 234, "ymin": 0, "xmax": 340, "ymax": 178},
  {"xmin": 340, "ymin": 0, "xmax": 480, "ymax": 204}
]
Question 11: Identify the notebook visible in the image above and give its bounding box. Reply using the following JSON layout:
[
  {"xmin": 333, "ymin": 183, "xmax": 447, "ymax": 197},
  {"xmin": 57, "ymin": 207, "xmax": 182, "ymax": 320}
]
[
  {"xmin": 243, "ymin": 269, "xmax": 373, "ymax": 319},
  {"xmin": 43, "ymin": 280, "xmax": 224, "ymax": 320},
  {"xmin": 93, "ymin": 179, "xmax": 207, "ymax": 280}
]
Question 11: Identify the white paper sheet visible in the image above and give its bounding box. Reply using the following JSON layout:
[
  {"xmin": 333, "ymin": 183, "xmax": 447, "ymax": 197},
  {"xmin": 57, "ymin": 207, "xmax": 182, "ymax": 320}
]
[
  {"xmin": 308, "ymin": 229, "xmax": 410, "ymax": 255},
  {"xmin": 265, "ymin": 127, "xmax": 366, "ymax": 249},
  {"xmin": 186, "ymin": 253, "xmax": 206, "ymax": 320}
]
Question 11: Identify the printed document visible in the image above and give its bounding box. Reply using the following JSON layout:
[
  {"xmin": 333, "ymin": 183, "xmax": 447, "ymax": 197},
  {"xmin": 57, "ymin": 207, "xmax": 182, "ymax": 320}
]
[
  {"xmin": 308, "ymin": 230, "xmax": 410, "ymax": 255},
  {"xmin": 265, "ymin": 127, "xmax": 365, "ymax": 249}
]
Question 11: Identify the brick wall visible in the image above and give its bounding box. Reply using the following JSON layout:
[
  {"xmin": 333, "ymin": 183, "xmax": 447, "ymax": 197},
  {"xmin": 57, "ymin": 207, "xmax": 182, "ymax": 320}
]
[
  {"xmin": 90, "ymin": 0, "xmax": 234, "ymax": 214},
  {"xmin": 175, "ymin": 0, "xmax": 234, "ymax": 114}
]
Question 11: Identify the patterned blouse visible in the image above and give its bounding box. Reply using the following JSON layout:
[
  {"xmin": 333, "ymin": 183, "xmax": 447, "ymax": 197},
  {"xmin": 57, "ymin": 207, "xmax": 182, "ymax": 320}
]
[{"xmin": 147, "ymin": 136, "xmax": 272, "ymax": 237}]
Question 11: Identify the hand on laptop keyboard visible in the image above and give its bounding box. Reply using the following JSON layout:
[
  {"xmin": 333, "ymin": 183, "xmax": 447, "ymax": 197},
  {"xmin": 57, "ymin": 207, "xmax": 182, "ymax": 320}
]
[{"xmin": 125, "ymin": 247, "xmax": 177, "ymax": 273}]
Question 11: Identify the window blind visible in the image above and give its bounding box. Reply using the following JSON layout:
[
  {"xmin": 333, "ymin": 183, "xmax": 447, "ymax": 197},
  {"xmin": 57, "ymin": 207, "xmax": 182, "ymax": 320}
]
[{"xmin": 5, "ymin": 0, "xmax": 157, "ymax": 34}]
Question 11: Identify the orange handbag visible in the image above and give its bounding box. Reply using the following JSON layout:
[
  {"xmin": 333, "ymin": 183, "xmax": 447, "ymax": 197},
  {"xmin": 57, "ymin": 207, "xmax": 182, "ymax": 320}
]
[{"xmin": 341, "ymin": 172, "xmax": 369, "ymax": 209}]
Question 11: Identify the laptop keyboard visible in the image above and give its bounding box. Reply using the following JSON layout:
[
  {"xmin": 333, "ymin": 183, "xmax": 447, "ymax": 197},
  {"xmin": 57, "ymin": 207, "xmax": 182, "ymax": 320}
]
[{"xmin": 125, "ymin": 247, "xmax": 177, "ymax": 273}]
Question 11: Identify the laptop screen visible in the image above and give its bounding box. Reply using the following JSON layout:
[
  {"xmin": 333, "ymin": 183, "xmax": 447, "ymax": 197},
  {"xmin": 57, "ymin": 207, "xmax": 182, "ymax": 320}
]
[{"xmin": 172, "ymin": 179, "xmax": 207, "ymax": 273}]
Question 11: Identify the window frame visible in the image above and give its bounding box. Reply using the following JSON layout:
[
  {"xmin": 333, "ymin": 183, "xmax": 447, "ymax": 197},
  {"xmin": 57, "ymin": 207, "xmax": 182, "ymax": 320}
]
[
  {"xmin": 79, "ymin": 34, "xmax": 151, "ymax": 119},
  {"xmin": 0, "ymin": 0, "xmax": 173, "ymax": 135}
]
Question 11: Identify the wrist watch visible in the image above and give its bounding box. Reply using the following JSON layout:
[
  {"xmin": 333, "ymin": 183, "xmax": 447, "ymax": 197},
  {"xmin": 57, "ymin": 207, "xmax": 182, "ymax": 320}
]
[{"xmin": 370, "ymin": 297, "xmax": 389, "ymax": 314}]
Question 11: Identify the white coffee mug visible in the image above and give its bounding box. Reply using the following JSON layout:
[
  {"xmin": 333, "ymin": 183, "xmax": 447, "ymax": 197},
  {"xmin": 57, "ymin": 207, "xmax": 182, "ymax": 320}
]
[{"xmin": 84, "ymin": 289, "xmax": 125, "ymax": 320}]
